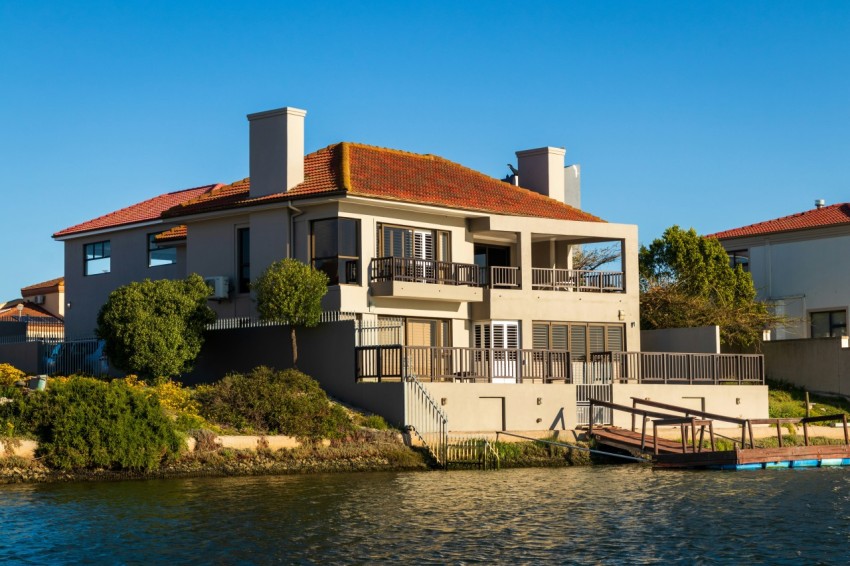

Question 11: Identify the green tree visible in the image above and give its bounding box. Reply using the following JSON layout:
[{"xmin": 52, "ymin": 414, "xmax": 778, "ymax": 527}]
[
  {"xmin": 253, "ymin": 259, "xmax": 329, "ymax": 367},
  {"xmin": 639, "ymin": 225, "xmax": 776, "ymax": 350},
  {"xmin": 96, "ymin": 274, "xmax": 216, "ymax": 380}
]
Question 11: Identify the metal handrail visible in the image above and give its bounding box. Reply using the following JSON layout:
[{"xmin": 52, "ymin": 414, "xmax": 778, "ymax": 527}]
[{"xmin": 370, "ymin": 257, "xmax": 480, "ymax": 287}]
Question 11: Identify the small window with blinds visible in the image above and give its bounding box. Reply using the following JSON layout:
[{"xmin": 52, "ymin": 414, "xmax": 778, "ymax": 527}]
[{"xmin": 377, "ymin": 224, "xmax": 450, "ymax": 261}]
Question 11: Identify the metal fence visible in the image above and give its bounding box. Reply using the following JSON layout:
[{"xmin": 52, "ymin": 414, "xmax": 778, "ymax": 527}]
[
  {"xmin": 0, "ymin": 319, "xmax": 65, "ymax": 344},
  {"xmin": 404, "ymin": 372, "xmax": 448, "ymax": 467},
  {"xmin": 40, "ymin": 338, "xmax": 109, "ymax": 377},
  {"xmin": 207, "ymin": 311, "xmax": 358, "ymax": 331}
]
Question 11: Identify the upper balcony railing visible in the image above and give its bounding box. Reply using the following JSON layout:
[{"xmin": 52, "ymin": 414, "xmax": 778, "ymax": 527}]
[
  {"xmin": 531, "ymin": 268, "xmax": 624, "ymax": 293},
  {"xmin": 370, "ymin": 257, "xmax": 624, "ymax": 293},
  {"xmin": 371, "ymin": 257, "xmax": 481, "ymax": 287}
]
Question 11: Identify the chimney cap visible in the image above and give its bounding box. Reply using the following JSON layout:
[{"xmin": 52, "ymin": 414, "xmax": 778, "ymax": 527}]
[
  {"xmin": 247, "ymin": 106, "xmax": 307, "ymax": 121},
  {"xmin": 815, "ymin": 198, "xmax": 826, "ymax": 209}
]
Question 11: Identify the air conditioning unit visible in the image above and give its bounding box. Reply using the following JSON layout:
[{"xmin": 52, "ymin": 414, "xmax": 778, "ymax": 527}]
[
  {"xmin": 204, "ymin": 276, "xmax": 230, "ymax": 300},
  {"xmin": 33, "ymin": 295, "xmax": 46, "ymax": 305}
]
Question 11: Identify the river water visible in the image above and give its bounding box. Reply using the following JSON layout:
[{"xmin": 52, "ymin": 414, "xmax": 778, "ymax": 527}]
[{"xmin": 1, "ymin": 465, "xmax": 849, "ymax": 564}]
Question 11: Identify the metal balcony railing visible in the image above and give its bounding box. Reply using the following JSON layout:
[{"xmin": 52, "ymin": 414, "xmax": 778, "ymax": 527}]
[{"xmin": 370, "ymin": 257, "xmax": 480, "ymax": 287}]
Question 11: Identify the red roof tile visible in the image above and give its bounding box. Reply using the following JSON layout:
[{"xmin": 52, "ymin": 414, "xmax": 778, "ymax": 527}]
[
  {"xmin": 710, "ymin": 203, "xmax": 850, "ymax": 239},
  {"xmin": 53, "ymin": 185, "xmax": 219, "ymax": 238},
  {"xmin": 166, "ymin": 143, "xmax": 603, "ymax": 222},
  {"xmin": 58, "ymin": 143, "xmax": 603, "ymax": 238},
  {"xmin": 0, "ymin": 300, "xmax": 63, "ymax": 322},
  {"xmin": 20, "ymin": 277, "xmax": 64, "ymax": 296},
  {"xmin": 154, "ymin": 225, "xmax": 187, "ymax": 243}
]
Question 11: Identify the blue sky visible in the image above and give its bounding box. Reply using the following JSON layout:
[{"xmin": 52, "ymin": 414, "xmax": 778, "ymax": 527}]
[{"xmin": 1, "ymin": 1, "xmax": 848, "ymax": 301}]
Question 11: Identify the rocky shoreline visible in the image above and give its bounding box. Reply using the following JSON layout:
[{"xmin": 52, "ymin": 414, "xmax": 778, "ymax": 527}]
[{"xmin": 0, "ymin": 431, "xmax": 602, "ymax": 484}]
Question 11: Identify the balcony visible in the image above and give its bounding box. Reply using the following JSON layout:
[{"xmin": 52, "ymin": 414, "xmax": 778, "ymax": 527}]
[
  {"xmin": 369, "ymin": 257, "xmax": 483, "ymax": 303},
  {"xmin": 531, "ymin": 268, "xmax": 624, "ymax": 292},
  {"xmin": 354, "ymin": 346, "xmax": 764, "ymax": 385}
]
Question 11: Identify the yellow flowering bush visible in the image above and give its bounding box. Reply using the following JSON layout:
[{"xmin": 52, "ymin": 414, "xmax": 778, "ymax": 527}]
[
  {"xmin": 120, "ymin": 375, "xmax": 209, "ymax": 431},
  {"xmin": 0, "ymin": 364, "xmax": 25, "ymax": 387}
]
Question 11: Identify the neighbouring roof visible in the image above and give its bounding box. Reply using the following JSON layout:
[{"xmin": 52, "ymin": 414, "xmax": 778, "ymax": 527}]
[
  {"xmin": 20, "ymin": 277, "xmax": 64, "ymax": 296},
  {"xmin": 0, "ymin": 300, "xmax": 63, "ymax": 322},
  {"xmin": 55, "ymin": 142, "xmax": 603, "ymax": 238},
  {"xmin": 154, "ymin": 225, "xmax": 187, "ymax": 243},
  {"xmin": 709, "ymin": 203, "xmax": 850, "ymax": 240},
  {"xmin": 53, "ymin": 185, "xmax": 219, "ymax": 238}
]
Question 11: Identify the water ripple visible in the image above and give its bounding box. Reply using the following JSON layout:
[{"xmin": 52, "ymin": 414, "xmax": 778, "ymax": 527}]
[{"xmin": 2, "ymin": 467, "xmax": 850, "ymax": 564}]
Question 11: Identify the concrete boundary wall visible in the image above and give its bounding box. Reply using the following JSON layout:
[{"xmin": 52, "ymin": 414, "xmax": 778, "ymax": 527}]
[
  {"xmin": 0, "ymin": 342, "xmax": 42, "ymax": 374},
  {"xmin": 640, "ymin": 326, "xmax": 720, "ymax": 353},
  {"xmin": 762, "ymin": 337, "xmax": 850, "ymax": 397}
]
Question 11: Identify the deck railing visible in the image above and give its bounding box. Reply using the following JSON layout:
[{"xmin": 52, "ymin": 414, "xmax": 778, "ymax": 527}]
[
  {"xmin": 355, "ymin": 347, "xmax": 764, "ymax": 385},
  {"xmin": 604, "ymin": 351, "xmax": 764, "ymax": 385},
  {"xmin": 370, "ymin": 257, "xmax": 480, "ymax": 287},
  {"xmin": 531, "ymin": 268, "xmax": 624, "ymax": 292},
  {"xmin": 357, "ymin": 345, "xmax": 572, "ymax": 383},
  {"xmin": 486, "ymin": 266, "xmax": 520, "ymax": 288}
]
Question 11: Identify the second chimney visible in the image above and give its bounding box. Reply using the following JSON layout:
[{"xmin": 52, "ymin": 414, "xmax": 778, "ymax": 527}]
[
  {"xmin": 247, "ymin": 107, "xmax": 307, "ymax": 199},
  {"xmin": 516, "ymin": 147, "xmax": 566, "ymax": 202}
]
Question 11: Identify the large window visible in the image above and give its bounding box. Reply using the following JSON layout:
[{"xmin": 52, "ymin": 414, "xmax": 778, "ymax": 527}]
[
  {"xmin": 148, "ymin": 233, "xmax": 177, "ymax": 267},
  {"xmin": 84, "ymin": 241, "xmax": 111, "ymax": 276},
  {"xmin": 237, "ymin": 227, "xmax": 250, "ymax": 294},
  {"xmin": 811, "ymin": 310, "xmax": 847, "ymax": 338},
  {"xmin": 378, "ymin": 224, "xmax": 450, "ymax": 261},
  {"xmin": 311, "ymin": 218, "xmax": 360, "ymax": 285}
]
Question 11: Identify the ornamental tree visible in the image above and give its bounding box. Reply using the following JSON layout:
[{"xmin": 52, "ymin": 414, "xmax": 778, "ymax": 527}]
[
  {"xmin": 639, "ymin": 225, "xmax": 777, "ymax": 350},
  {"xmin": 96, "ymin": 274, "xmax": 216, "ymax": 380},
  {"xmin": 253, "ymin": 259, "xmax": 329, "ymax": 367}
]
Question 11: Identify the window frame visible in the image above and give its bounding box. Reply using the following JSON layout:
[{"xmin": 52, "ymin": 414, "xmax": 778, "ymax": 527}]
[
  {"xmin": 810, "ymin": 309, "xmax": 847, "ymax": 339},
  {"xmin": 377, "ymin": 223, "xmax": 450, "ymax": 261},
  {"xmin": 83, "ymin": 240, "xmax": 111, "ymax": 276},
  {"xmin": 310, "ymin": 217, "xmax": 361, "ymax": 286},
  {"xmin": 236, "ymin": 227, "xmax": 250, "ymax": 294},
  {"xmin": 147, "ymin": 232, "xmax": 178, "ymax": 268}
]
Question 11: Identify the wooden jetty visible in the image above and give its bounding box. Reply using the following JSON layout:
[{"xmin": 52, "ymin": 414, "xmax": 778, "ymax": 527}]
[{"xmin": 587, "ymin": 398, "xmax": 850, "ymax": 470}]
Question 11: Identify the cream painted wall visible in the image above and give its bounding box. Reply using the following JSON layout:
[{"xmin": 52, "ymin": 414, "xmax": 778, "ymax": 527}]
[
  {"xmin": 611, "ymin": 384, "xmax": 769, "ymax": 429},
  {"xmin": 423, "ymin": 382, "xmax": 578, "ymax": 431}
]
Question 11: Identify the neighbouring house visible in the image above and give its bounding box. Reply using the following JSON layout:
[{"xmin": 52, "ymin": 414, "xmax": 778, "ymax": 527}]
[
  {"xmin": 710, "ymin": 200, "xmax": 850, "ymax": 341},
  {"xmin": 51, "ymin": 106, "xmax": 767, "ymax": 441},
  {"xmin": 711, "ymin": 201, "xmax": 850, "ymax": 396},
  {"xmin": 0, "ymin": 277, "xmax": 65, "ymax": 342}
]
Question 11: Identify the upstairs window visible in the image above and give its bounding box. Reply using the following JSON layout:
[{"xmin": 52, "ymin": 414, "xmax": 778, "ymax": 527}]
[
  {"xmin": 148, "ymin": 233, "xmax": 177, "ymax": 267},
  {"xmin": 237, "ymin": 227, "xmax": 250, "ymax": 293},
  {"xmin": 728, "ymin": 249, "xmax": 749, "ymax": 272},
  {"xmin": 84, "ymin": 241, "xmax": 111, "ymax": 276},
  {"xmin": 378, "ymin": 224, "xmax": 450, "ymax": 261},
  {"xmin": 311, "ymin": 218, "xmax": 360, "ymax": 285}
]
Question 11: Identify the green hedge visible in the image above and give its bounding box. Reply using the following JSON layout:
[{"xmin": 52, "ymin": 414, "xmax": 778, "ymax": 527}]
[
  {"xmin": 22, "ymin": 377, "xmax": 182, "ymax": 470},
  {"xmin": 195, "ymin": 367, "xmax": 354, "ymax": 440}
]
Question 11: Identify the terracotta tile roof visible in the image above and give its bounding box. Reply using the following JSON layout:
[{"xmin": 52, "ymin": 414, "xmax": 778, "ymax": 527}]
[
  {"xmin": 0, "ymin": 300, "xmax": 63, "ymax": 322},
  {"xmin": 154, "ymin": 225, "xmax": 187, "ymax": 243},
  {"xmin": 58, "ymin": 143, "xmax": 604, "ymax": 237},
  {"xmin": 20, "ymin": 277, "xmax": 64, "ymax": 296},
  {"xmin": 710, "ymin": 203, "xmax": 850, "ymax": 240},
  {"xmin": 53, "ymin": 184, "xmax": 219, "ymax": 238},
  {"xmin": 166, "ymin": 143, "xmax": 603, "ymax": 222}
]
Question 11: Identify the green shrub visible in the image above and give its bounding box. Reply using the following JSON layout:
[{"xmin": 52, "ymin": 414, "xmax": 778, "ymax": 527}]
[
  {"xmin": 360, "ymin": 414, "xmax": 389, "ymax": 430},
  {"xmin": 22, "ymin": 377, "xmax": 182, "ymax": 470},
  {"xmin": 195, "ymin": 367, "xmax": 354, "ymax": 440}
]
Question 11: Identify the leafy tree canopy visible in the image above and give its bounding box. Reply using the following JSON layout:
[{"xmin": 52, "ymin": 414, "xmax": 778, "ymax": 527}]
[
  {"xmin": 96, "ymin": 274, "xmax": 216, "ymax": 380},
  {"xmin": 253, "ymin": 258, "xmax": 329, "ymax": 366},
  {"xmin": 639, "ymin": 225, "xmax": 776, "ymax": 349}
]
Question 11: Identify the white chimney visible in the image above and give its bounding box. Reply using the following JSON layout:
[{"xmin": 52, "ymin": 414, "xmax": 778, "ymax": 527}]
[
  {"xmin": 516, "ymin": 147, "xmax": 566, "ymax": 202},
  {"xmin": 247, "ymin": 107, "xmax": 307, "ymax": 199},
  {"xmin": 564, "ymin": 164, "xmax": 581, "ymax": 209},
  {"xmin": 815, "ymin": 199, "xmax": 825, "ymax": 209}
]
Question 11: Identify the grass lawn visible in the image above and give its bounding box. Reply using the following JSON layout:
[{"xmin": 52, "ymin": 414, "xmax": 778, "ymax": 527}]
[{"xmin": 768, "ymin": 379, "xmax": 850, "ymax": 420}]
